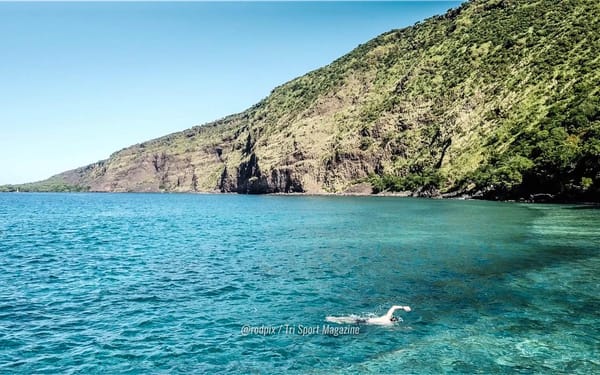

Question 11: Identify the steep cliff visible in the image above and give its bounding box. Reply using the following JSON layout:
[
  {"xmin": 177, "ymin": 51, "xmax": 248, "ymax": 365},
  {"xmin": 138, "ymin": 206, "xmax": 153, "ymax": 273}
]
[{"xmin": 6, "ymin": 0, "xmax": 600, "ymax": 201}]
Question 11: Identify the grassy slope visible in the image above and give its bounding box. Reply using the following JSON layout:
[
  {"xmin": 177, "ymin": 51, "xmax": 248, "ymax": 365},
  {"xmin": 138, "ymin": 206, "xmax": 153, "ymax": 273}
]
[{"xmin": 3, "ymin": 0, "xmax": 599, "ymax": 201}]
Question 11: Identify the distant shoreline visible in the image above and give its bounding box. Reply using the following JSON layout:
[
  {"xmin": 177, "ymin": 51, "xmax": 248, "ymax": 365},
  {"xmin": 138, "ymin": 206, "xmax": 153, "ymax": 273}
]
[{"xmin": 2, "ymin": 189, "xmax": 599, "ymax": 205}]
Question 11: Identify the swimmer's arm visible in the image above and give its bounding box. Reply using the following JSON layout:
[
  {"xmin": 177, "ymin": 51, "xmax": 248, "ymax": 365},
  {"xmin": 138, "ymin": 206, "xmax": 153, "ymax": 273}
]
[{"xmin": 386, "ymin": 305, "xmax": 411, "ymax": 318}]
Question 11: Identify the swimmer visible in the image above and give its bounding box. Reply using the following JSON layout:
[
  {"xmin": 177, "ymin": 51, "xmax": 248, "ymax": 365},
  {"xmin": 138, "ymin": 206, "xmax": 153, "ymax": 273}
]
[
  {"xmin": 366, "ymin": 305, "xmax": 411, "ymax": 325},
  {"xmin": 326, "ymin": 305, "xmax": 411, "ymax": 325}
]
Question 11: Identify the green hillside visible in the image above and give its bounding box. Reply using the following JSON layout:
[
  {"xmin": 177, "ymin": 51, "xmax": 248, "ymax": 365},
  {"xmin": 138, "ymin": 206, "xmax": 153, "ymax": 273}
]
[{"xmin": 4, "ymin": 0, "xmax": 599, "ymax": 202}]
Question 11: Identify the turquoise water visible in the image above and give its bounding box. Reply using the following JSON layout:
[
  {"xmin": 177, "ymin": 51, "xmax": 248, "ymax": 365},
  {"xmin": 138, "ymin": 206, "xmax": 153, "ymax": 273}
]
[{"xmin": 0, "ymin": 193, "xmax": 598, "ymax": 374}]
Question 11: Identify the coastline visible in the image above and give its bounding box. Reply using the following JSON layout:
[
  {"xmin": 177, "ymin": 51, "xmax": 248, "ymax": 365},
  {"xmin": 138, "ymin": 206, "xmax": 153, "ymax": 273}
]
[
  {"xmin": 3, "ymin": 189, "xmax": 598, "ymax": 205},
  {"xmin": 268, "ymin": 191, "xmax": 599, "ymax": 205}
]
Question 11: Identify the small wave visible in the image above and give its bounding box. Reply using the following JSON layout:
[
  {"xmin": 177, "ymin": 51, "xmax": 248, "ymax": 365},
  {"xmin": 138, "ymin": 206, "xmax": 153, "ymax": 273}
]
[
  {"xmin": 325, "ymin": 314, "xmax": 375, "ymax": 324},
  {"xmin": 128, "ymin": 295, "xmax": 162, "ymax": 303},
  {"xmin": 200, "ymin": 285, "xmax": 239, "ymax": 297},
  {"xmin": 325, "ymin": 315, "xmax": 362, "ymax": 324}
]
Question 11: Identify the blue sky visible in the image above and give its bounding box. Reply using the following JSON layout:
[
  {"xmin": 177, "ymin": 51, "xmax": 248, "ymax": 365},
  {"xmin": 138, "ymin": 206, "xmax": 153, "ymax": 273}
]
[{"xmin": 0, "ymin": 1, "xmax": 463, "ymax": 185}]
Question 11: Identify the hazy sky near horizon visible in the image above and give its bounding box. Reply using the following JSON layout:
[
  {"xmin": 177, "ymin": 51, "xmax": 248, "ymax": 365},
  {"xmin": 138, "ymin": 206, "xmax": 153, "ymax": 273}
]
[{"xmin": 0, "ymin": 1, "xmax": 463, "ymax": 185}]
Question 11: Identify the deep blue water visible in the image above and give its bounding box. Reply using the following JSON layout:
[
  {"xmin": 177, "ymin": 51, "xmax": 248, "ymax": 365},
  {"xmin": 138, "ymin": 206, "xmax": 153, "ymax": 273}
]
[{"xmin": 0, "ymin": 193, "xmax": 598, "ymax": 374}]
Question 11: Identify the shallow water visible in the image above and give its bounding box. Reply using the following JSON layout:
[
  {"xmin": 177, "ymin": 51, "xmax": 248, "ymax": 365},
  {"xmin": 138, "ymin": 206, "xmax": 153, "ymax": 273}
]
[{"xmin": 0, "ymin": 193, "xmax": 598, "ymax": 373}]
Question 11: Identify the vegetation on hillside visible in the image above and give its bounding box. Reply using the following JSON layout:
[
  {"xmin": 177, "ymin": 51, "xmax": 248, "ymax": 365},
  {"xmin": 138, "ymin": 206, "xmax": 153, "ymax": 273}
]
[
  {"xmin": 3, "ymin": 0, "xmax": 599, "ymax": 202},
  {"xmin": 0, "ymin": 177, "xmax": 89, "ymax": 193}
]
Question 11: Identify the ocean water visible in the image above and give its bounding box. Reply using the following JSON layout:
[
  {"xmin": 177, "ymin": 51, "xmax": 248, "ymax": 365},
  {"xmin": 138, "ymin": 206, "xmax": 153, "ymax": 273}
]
[{"xmin": 0, "ymin": 193, "xmax": 598, "ymax": 374}]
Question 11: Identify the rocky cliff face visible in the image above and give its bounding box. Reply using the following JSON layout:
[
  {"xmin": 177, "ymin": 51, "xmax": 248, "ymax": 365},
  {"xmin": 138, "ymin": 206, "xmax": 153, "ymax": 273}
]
[{"xmin": 13, "ymin": 0, "xmax": 600, "ymax": 201}]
